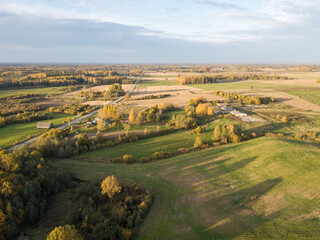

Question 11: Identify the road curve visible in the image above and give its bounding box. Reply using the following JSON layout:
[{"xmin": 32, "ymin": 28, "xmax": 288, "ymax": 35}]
[{"xmin": 7, "ymin": 74, "xmax": 142, "ymax": 151}]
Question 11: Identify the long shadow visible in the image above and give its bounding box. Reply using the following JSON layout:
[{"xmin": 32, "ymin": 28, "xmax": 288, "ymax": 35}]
[
  {"xmin": 243, "ymin": 122, "xmax": 286, "ymax": 135},
  {"xmin": 203, "ymin": 177, "xmax": 283, "ymax": 239},
  {"xmin": 183, "ymin": 157, "xmax": 257, "ymax": 187}
]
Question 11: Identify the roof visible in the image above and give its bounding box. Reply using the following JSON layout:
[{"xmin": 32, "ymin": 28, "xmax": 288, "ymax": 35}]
[{"xmin": 37, "ymin": 122, "xmax": 54, "ymax": 129}]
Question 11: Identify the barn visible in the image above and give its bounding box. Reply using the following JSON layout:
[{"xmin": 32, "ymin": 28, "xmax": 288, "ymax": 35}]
[{"xmin": 37, "ymin": 122, "xmax": 54, "ymax": 129}]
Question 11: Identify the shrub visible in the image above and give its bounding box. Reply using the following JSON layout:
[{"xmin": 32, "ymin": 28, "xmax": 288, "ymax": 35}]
[
  {"xmin": 193, "ymin": 137, "xmax": 203, "ymax": 148},
  {"xmin": 152, "ymin": 151, "xmax": 171, "ymax": 160},
  {"xmin": 139, "ymin": 157, "xmax": 152, "ymax": 163}
]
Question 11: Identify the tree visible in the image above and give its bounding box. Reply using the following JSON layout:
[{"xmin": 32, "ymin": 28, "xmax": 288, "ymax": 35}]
[
  {"xmin": 124, "ymin": 93, "xmax": 131, "ymax": 100},
  {"xmin": 0, "ymin": 210, "xmax": 7, "ymax": 236},
  {"xmin": 212, "ymin": 125, "xmax": 222, "ymax": 141},
  {"xmin": 193, "ymin": 137, "xmax": 203, "ymax": 148},
  {"xmin": 281, "ymin": 116, "xmax": 288, "ymax": 123},
  {"xmin": 128, "ymin": 109, "xmax": 135, "ymax": 124},
  {"xmin": 101, "ymin": 175, "xmax": 122, "ymax": 199},
  {"xmin": 46, "ymin": 225, "xmax": 83, "ymax": 240}
]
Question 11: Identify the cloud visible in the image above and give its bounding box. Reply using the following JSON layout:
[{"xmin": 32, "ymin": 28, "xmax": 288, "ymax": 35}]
[{"xmin": 196, "ymin": 0, "xmax": 241, "ymax": 10}]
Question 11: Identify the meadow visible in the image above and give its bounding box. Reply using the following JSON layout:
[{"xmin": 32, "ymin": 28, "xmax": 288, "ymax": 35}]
[
  {"xmin": 55, "ymin": 137, "xmax": 320, "ymax": 240},
  {"xmin": 0, "ymin": 113, "xmax": 74, "ymax": 149},
  {"xmin": 287, "ymin": 89, "xmax": 320, "ymax": 107},
  {"xmin": 0, "ymin": 86, "xmax": 72, "ymax": 97}
]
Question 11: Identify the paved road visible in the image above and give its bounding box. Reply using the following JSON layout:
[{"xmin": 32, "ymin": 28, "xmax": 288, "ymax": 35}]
[{"xmin": 7, "ymin": 74, "xmax": 142, "ymax": 151}]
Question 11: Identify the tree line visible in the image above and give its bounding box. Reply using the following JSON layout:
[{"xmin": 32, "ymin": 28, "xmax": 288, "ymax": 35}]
[
  {"xmin": 178, "ymin": 74, "xmax": 289, "ymax": 85},
  {"xmin": 212, "ymin": 91, "xmax": 275, "ymax": 105}
]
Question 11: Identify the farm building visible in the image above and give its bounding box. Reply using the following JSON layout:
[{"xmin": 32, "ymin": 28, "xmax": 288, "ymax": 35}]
[
  {"xmin": 37, "ymin": 122, "xmax": 54, "ymax": 129},
  {"xmin": 230, "ymin": 110, "xmax": 247, "ymax": 117}
]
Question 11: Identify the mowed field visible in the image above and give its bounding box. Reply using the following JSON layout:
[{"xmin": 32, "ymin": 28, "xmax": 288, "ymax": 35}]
[
  {"xmin": 55, "ymin": 137, "xmax": 320, "ymax": 239},
  {"xmin": 0, "ymin": 113, "xmax": 74, "ymax": 149}
]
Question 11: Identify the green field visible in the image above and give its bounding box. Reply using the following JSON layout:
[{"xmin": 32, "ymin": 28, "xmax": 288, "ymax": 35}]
[
  {"xmin": 56, "ymin": 137, "xmax": 320, "ymax": 239},
  {"xmin": 189, "ymin": 80, "xmax": 297, "ymax": 91},
  {"xmin": 0, "ymin": 113, "xmax": 74, "ymax": 149},
  {"xmin": 139, "ymin": 80, "xmax": 178, "ymax": 87},
  {"xmin": 287, "ymin": 89, "xmax": 320, "ymax": 107},
  {"xmin": 0, "ymin": 86, "xmax": 70, "ymax": 97}
]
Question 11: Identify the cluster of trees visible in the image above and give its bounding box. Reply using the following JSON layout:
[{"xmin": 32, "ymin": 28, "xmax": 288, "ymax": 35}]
[
  {"xmin": 166, "ymin": 114, "xmax": 198, "ymax": 129},
  {"xmin": 0, "ymin": 112, "xmax": 51, "ymax": 127},
  {"xmin": 129, "ymin": 104, "xmax": 176, "ymax": 125},
  {"xmin": 0, "ymin": 94, "xmax": 45, "ymax": 117},
  {"xmin": 47, "ymin": 104, "xmax": 98, "ymax": 116},
  {"xmin": 184, "ymin": 97, "xmax": 214, "ymax": 117},
  {"xmin": 0, "ymin": 147, "xmax": 72, "ymax": 239},
  {"xmin": 78, "ymin": 84, "xmax": 125, "ymax": 101},
  {"xmin": 0, "ymin": 94, "xmax": 50, "ymax": 127},
  {"xmin": 51, "ymin": 176, "xmax": 152, "ymax": 240},
  {"xmin": 212, "ymin": 124, "xmax": 245, "ymax": 143},
  {"xmin": 178, "ymin": 74, "xmax": 289, "ymax": 85},
  {"xmin": 132, "ymin": 94, "xmax": 171, "ymax": 100},
  {"xmin": 213, "ymin": 91, "xmax": 275, "ymax": 105},
  {"xmin": 105, "ymin": 83, "xmax": 125, "ymax": 98},
  {"xmin": 30, "ymin": 129, "xmax": 90, "ymax": 158}
]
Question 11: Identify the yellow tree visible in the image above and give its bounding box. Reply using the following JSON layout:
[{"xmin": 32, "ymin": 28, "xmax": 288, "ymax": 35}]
[
  {"xmin": 101, "ymin": 175, "xmax": 122, "ymax": 199},
  {"xmin": 128, "ymin": 109, "xmax": 135, "ymax": 124},
  {"xmin": 46, "ymin": 225, "xmax": 83, "ymax": 240}
]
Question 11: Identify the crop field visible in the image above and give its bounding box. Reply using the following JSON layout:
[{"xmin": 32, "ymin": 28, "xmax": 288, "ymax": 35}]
[
  {"xmin": 55, "ymin": 137, "xmax": 320, "ymax": 240},
  {"xmin": 0, "ymin": 113, "xmax": 74, "ymax": 149}
]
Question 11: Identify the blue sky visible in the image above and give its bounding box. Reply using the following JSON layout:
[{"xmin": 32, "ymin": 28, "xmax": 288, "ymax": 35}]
[{"xmin": 0, "ymin": 0, "xmax": 319, "ymax": 63}]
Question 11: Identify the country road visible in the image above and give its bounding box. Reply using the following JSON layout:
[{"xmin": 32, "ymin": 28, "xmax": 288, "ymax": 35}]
[{"xmin": 7, "ymin": 74, "xmax": 142, "ymax": 151}]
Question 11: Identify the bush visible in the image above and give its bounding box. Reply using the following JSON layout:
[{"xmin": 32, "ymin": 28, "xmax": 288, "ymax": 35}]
[{"xmin": 152, "ymin": 151, "xmax": 171, "ymax": 160}]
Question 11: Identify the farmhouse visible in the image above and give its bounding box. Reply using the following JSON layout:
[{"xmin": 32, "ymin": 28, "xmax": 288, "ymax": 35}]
[{"xmin": 37, "ymin": 122, "xmax": 54, "ymax": 129}]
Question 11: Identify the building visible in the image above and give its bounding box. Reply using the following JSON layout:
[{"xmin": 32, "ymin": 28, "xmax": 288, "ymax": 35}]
[
  {"xmin": 230, "ymin": 110, "xmax": 247, "ymax": 117},
  {"xmin": 37, "ymin": 122, "xmax": 54, "ymax": 129}
]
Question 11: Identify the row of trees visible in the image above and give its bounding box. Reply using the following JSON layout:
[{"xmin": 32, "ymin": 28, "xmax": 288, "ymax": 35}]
[
  {"xmin": 178, "ymin": 74, "xmax": 289, "ymax": 85},
  {"xmin": 213, "ymin": 91, "xmax": 275, "ymax": 105},
  {"xmin": 48, "ymin": 104, "xmax": 98, "ymax": 116}
]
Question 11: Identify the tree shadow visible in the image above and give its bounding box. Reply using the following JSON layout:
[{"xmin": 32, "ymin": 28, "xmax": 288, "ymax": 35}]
[
  {"xmin": 203, "ymin": 177, "xmax": 284, "ymax": 239},
  {"xmin": 243, "ymin": 122, "xmax": 286, "ymax": 135}
]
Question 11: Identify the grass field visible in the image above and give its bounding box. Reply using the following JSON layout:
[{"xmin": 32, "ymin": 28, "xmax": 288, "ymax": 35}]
[
  {"xmin": 139, "ymin": 80, "xmax": 178, "ymax": 87},
  {"xmin": 0, "ymin": 113, "xmax": 74, "ymax": 149},
  {"xmin": 189, "ymin": 81, "xmax": 294, "ymax": 91},
  {"xmin": 0, "ymin": 86, "xmax": 70, "ymax": 97},
  {"xmin": 287, "ymin": 90, "xmax": 320, "ymax": 107},
  {"xmin": 55, "ymin": 137, "xmax": 320, "ymax": 239}
]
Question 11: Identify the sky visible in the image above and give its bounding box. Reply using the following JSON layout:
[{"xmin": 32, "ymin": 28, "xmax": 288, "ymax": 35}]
[{"xmin": 0, "ymin": 0, "xmax": 319, "ymax": 63}]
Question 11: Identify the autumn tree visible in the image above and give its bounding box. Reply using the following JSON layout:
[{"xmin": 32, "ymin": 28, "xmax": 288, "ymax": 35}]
[
  {"xmin": 0, "ymin": 210, "xmax": 7, "ymax": 237},
  {"xmin": 193, "ymin": 137, "xmax": 203, "ymax": 148},
  {"xmin": 46, "ymin": 225, "xmax": 83, "ymax": 240},
  {"xmin": 128, "ymin": 109, "xmax": 135, "ymax": 124},
  {"xmin": 101, "ymin": 175, "xmax": 122, "ymax": 199}
]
